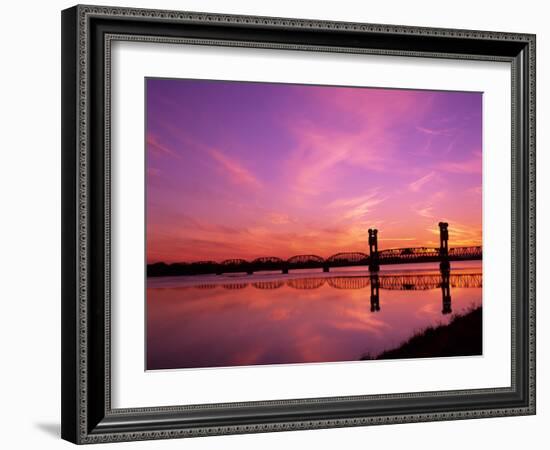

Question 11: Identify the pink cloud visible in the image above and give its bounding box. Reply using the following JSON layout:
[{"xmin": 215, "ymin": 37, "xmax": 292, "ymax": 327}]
[
  {"xmin": 283, "ymin": 88, "xmax": 438, "ymax": 196},
  {"xmin": 146, "ymin": 133, "xmax": 181, "ymax": 159},
  {"xmin": 308, "ymin": 86, "xmax": 433, "ymax": 121},
  {"xmin": 328, "ymin": 191, "xmax": 386, "ymax": 220},
  {"xmin": 284, "ymin": 124, "xmax": 396, "ymax": 196},
  {"xmin": 416, "ymin": 126, "xmax": 456, "ymax": 136},
  {"xmin": 408, "ymin": 171, "xmax": 437, "ymax": 192},
  {"xmin": 208, "ymin": 149, "xmax": 262, "ymax": 189},
  {"xmin": 438, "ymin": 151, "xmax": 482, "ymax": 174},
  {"xmin": 416, "ymin": 206, "xmax": 434, "ymax": 218}
]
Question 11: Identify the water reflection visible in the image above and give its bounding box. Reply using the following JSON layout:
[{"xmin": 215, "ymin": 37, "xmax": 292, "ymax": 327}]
[
  {"xmin": 370, "ymin": 273, "xmax": 380, "ymax": 312},
  {"xmin": 153, "ymin": 272, "xmax": 482, "ymax": 291},
  {"xmin": 147, "ymin": 261, "xmax": 482, "ymax": 370},
  {"xmin": 441, "ymin": 267, "xmax": 452, "ymax": 315}
]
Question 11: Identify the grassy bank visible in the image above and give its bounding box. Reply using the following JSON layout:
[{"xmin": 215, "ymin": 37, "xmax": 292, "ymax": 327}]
[{"xmin": 362, "ymin": 306, "xmax": 482, "ymax": 360}]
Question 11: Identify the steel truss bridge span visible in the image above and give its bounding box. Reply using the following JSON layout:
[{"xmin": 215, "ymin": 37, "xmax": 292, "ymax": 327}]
[{"xmin": 147, "ymin": 246, "xmax": 482, "ymax": 277}]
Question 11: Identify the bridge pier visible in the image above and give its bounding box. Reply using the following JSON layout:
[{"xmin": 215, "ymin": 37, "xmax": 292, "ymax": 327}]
[
  {"xmin": 439, "ymin": 222, "xmax": 450, "ymax": 272},
  {"xmin": 323, "ymin": 265, "xmax": 330, "ymax": 273},
  {"xmin": 368, "ymin": 228, "xmax": 379, "ymax": 272}
]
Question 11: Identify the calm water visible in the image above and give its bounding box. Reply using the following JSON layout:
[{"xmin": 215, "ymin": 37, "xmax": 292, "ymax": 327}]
[{"xmin": 147, "ymin": 261, "xmax": 482, "ymax": 370}]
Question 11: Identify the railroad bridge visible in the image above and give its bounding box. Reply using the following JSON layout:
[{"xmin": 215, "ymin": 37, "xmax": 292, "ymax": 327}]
[{"xmin": 147, "ymin": 222, "xmax": 482, "ymax": 277}]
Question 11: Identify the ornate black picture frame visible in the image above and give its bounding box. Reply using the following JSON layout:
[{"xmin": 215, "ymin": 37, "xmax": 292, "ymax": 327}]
[{"xmin": 61, "ymin": 4, "xmax": 536, "ymax": 444}]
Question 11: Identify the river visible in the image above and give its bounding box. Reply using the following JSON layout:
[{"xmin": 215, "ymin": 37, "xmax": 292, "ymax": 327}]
[{"xmin": 147, "ymin": 260, "xmax": 482, "ymax": 370}]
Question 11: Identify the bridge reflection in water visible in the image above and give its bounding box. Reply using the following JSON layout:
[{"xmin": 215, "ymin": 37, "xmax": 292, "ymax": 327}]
[
  {"xmin": 191, "ymin": 272, "xmax": 482, "ymax": 291},
  {"xmin": 185, "ymin": 270, "xmax": 481, "ymax": 316}
]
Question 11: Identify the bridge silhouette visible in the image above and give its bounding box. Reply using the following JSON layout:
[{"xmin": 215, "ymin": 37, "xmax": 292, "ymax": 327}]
[{"xmin": 147, "ymin": 222, "xmax": 481, "ymax": 277}]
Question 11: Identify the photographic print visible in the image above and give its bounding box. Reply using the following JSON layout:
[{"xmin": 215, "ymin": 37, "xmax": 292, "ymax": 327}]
[{"xmin": 145, "ymin": 78, "xmax": 483, "ymax": 371}]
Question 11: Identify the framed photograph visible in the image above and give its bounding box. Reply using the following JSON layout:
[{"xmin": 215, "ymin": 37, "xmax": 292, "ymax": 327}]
[{"xmin": 61, "ymin": 5, "xmax": 536, "ymax": 444}]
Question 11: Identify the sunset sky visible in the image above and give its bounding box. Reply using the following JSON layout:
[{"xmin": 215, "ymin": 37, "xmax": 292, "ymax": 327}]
[{"xmin": 146, "ymin": 78, "xmax": 482, "ymax": 264}]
